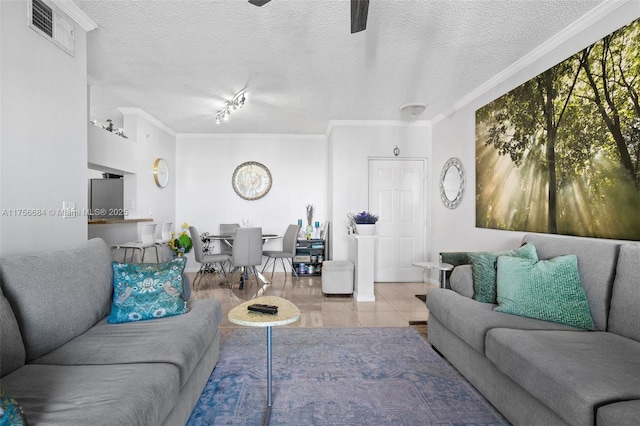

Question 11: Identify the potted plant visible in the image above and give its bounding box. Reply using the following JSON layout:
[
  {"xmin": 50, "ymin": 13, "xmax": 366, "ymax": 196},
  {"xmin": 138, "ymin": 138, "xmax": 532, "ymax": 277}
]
[
  {"xmin": 348, "ymin": 211, "xmax": 379, "ymax": 235},
  {"xmin": 168, "ymin": 222, "xmax": 193, "ymax": 256}
]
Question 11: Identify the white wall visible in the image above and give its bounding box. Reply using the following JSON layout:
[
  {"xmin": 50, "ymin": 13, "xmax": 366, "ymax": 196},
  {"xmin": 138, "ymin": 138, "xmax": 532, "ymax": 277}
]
[
  {"xmin": 5, "ymin": 0, "xmax": 632, "ymax": 269},
  {"xmin": 0, "ymin": 0, "xmax": 89, "ymax": 256},
  {"xmin": 87, "ymin": 109, "xmax": 177, "ymax": 255},
  {"xmin": 327, "ymin": 121, "xmax": 431, "ymax": 261},
  {"xmin": 429, "ymin": 1, "xmax": 640, "ymax": 266},
  {"xmin": 176, "ymin": 133, "xmax": 327, "ymax": 271}
]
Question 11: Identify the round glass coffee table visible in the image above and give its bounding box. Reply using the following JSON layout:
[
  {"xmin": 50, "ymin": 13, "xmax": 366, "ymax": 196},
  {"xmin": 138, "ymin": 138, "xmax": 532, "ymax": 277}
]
[{"xmin": 228, "ymin": 296, "xmax": 300, "ymax": 426}]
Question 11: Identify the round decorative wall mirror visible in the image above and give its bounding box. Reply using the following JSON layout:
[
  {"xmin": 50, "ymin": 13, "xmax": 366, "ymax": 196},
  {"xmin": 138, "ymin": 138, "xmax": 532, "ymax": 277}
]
[
  {"xmin": 232, "ymin": 161, "xmax": 272, "ymax": 201},
  {"xmin": 439, "ymin": 157, "xmax": 465, "ymax": 209}
]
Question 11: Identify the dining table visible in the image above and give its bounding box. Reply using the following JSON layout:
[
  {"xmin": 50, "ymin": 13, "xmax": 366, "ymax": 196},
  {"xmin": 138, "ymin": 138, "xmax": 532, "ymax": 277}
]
[{"xmin": 205, "ymin": 233, "xmax": 280, "ymax": 287}]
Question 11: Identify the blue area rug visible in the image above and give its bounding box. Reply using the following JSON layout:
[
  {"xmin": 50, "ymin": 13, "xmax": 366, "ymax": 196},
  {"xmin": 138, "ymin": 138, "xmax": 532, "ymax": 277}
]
[{"xmin": 187, "ymin": 327, "xmax": 508, "ymax": 425}]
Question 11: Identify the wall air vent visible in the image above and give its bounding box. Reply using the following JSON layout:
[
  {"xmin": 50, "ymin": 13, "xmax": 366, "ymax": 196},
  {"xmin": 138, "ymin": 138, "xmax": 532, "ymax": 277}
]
[{"xmin": 28, "ymin": 0, "xmax": 75, "ymax": 57}]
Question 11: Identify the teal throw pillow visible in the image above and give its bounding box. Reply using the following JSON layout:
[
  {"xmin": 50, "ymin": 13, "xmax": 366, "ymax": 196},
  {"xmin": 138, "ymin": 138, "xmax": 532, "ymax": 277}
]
[
  {"xmin": 108, "ymin": 257, "xmax": 188, "ymax": 324},
  {"xmin": 468, "ymin": 243, "xmax": 538, "ymax": 304},
  {"xmin": 494, "ymin": 255, "xmax": 595, "ymax": 330},
  {"xmin": 0, "ymin": 388, "xmax": 26, "ymax": 426}
]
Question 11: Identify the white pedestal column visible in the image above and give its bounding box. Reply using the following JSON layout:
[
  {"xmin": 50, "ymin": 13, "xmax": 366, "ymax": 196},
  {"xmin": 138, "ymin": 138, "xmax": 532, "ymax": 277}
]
[{"xmin": 348, "ymin": 235, "xmax": 377, "ymax": 302}]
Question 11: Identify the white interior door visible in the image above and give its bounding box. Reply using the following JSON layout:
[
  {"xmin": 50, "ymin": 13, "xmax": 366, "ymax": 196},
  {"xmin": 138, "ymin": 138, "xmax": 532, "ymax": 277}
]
[{"xmin": 369, "ymin": 159, "xmax": 426, "ymax": 282}]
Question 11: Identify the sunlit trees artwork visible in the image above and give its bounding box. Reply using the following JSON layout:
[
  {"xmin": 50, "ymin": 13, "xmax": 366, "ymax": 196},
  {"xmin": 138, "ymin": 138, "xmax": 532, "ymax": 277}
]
[{"xmin": 476, "ymin": 18, "xmax": 640, "ymax": 240}]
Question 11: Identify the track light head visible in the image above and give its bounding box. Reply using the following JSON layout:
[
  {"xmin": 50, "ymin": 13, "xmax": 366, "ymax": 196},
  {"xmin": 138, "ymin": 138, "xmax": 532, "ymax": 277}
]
[{"xmin": 215, "ymin": 90, "xmax": 248, "ymax": 124}]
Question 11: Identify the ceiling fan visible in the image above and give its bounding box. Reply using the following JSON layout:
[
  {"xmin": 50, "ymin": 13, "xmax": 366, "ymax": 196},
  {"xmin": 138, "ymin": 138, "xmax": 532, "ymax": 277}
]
[{"xmin": 248, "ymin": 0, "xmax": 370, "ymax": 33}]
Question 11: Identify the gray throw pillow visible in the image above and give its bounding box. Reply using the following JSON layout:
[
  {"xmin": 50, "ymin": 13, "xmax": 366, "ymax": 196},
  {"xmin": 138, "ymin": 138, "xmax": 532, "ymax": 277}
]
[{"xmin": 449, "ymin": 265, "xmax": 474, "ymax": 298}]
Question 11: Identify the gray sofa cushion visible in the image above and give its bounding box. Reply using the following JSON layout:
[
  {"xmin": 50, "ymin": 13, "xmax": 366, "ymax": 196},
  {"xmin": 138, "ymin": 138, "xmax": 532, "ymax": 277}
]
[
  {"xmin": 608, "ymin": 243, "xmax": 640, "ymax": 342},
  {"xmin": 522, "ymin": 233, "xmax": 619, "ymax": 331},
  {"xmin": 1, "ymin": 362, "xmax": 179, "ymax": 425},
  {"xmin": 485, "ymin": 328, "xmax": 640, "ymax": 426},
  {"xmin": 0, "ymin": 238, "xmax": 113, "ymax": 361},
  {"xmin": 0, "ymin": 290, "xmax": 25, "ymax": 376},
  {"xmin": 32, "ymin": 299, "xmax": 221, "ymax": 388},
  {"xmin": 426, "ymin": 288, "xmax": 578, "ymax": 354},
  {"xmin": 596, "ymin": 400, "xmax": 640, "ymax": 426}
]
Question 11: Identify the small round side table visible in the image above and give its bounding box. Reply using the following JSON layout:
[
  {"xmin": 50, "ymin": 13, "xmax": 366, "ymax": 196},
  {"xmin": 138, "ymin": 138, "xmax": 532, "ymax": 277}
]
[
  {"xmin": 412, "ymin": 261, "xmax": 454, "ymax": 288},
  {"xmin": 228, "ymin": 296, "xmax": 300, "ymax": 426}
]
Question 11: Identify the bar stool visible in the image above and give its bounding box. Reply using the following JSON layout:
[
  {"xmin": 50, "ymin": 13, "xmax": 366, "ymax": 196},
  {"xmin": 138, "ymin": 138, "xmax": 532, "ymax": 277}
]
[
  {"xmin": 155, "ymin": 222, "xmax": 173, "ymax": 262},
  {"xmin": 111, "ymin": 223, "xmax": 159, "ymax": 263}
]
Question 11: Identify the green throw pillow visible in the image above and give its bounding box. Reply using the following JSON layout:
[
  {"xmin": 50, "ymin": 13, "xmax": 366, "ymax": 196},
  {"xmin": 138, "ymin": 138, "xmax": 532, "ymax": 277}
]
[
  {"xmin": 468, "ymin": 243, "xmax": 538, "ymax": 303},
  {"xmin": 494, "ymin": 255, "xmax": 595, "ymax": 330},
  {"xmin": 108, "ymin": 257, "xmax": 188, "ymax": 324}
]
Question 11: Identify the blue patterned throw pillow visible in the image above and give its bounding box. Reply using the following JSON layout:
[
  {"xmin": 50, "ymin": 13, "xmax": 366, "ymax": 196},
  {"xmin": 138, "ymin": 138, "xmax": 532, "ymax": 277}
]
[
  {"xmin": 108, "ymin": 257, "xmax": 188, "ymax": 324},
  {"xmin": 495, "ymin": 255, "xmax": 595, "ymax": 330},
  {"xmin": 0, "ymin": 388, "xmax": 26, "ymax": 426}
]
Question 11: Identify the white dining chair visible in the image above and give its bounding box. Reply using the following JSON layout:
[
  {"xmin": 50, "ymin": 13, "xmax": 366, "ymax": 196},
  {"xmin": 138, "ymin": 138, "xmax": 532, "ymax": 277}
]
[
  {"xmin": 155, "ymin": 222, "xmax": 173, "ymax": 261},
  {"xmin": 111, "ymin": 223, "xmax": 159, "ymax": 263}
]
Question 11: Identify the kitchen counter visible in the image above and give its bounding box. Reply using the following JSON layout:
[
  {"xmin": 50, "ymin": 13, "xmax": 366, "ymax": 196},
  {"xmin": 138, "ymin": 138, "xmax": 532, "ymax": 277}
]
[{"xmin": 88, "ymin": 218, "xmax": 152, "ymax": 225}]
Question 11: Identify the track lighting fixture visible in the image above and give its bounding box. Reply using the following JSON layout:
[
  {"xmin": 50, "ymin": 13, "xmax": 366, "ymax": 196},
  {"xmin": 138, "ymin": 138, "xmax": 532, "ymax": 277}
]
[{"xmin": 215, "ymin": 91, "xmax": 247, "ymax": 124}]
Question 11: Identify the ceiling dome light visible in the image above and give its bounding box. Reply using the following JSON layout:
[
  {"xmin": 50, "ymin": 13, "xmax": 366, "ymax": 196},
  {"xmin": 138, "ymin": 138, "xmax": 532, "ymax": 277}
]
[{"xmin": 400, "ymin": 103, "xmax": 426, "ymax": 118}]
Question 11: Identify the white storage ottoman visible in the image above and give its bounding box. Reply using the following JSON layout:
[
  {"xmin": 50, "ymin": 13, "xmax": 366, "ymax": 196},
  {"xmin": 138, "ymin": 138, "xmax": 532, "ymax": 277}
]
[{"xmin": 322, "ymin": 260, "xmax": 354, "ymax": 295}]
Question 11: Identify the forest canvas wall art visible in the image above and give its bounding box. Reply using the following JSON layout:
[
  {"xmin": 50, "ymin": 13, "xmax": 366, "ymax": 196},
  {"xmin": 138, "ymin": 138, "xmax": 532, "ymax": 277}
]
[{"xmin": 476, "ymin": 18, "xmax": 640, "ymax": 240}]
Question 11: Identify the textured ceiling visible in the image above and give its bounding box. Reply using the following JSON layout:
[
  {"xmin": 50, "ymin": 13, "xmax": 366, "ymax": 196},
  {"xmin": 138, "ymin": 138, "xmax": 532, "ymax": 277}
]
[{"xmin": 76, "ymin": 0, "xmax": 604, "ymax": 135}]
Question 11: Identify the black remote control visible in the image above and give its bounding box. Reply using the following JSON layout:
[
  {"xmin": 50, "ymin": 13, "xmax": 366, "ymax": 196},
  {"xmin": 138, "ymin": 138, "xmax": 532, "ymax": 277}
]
[
  {"xmin": 256, "ymin": 304, "xmax": 278, "ymax": 310},
  {"xmin": 248, "ymin": 304, "xmax": 278, "ymax": 315}
]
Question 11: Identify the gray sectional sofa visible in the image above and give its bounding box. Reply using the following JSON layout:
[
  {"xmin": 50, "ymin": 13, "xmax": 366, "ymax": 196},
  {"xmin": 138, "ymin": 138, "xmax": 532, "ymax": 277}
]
[
  {"xmin": 0, "ymin": 238, "xmax": 222, "ymax": 425},
  {"xmin": 427, "ymin": 233, "xmax": 640, "ymax": 426}
]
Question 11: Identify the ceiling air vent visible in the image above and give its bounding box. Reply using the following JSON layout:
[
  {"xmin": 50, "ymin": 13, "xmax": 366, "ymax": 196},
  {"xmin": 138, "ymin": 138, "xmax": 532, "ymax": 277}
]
[{"xmin": 28, "ymin": 0, "xmax": 75, "ymax": 57}]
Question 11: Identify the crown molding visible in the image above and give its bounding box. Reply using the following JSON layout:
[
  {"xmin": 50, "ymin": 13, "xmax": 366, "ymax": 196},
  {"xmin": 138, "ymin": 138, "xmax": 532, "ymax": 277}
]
[
  {"xmin": 430, "ymin": 0, "xmax": 635, "ymax": 125},
  {"xmin": 176, "ymin": 133, "xmax": 326, "ymax": 141},
  {"xmin": 326, "ymin": 119, "xmax": 431, "ymax": 136},
  {"xmin": 52, "ymin": 0, "xmax": 98, "ymax": 32},
  {"xmin": 118, "ymin": 107, "xmax": 177, "ymax": 137}
]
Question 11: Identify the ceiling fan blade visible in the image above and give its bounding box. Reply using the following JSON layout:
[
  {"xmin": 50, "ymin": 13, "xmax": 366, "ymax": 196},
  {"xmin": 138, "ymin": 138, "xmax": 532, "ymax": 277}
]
[
  {"xmin": 248, "ymin": 0, "xmax": 271, "ymax": 6},
  {"xmin": 351, "ymin": 0, "xmax": 369, "ymax": 33}
]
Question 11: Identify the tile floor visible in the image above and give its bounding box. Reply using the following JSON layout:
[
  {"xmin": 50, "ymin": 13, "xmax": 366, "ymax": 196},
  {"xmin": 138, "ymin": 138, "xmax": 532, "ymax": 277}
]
[{"xmin": 188, "ymin": 271, "xmax": 437, "ymax": 329}]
